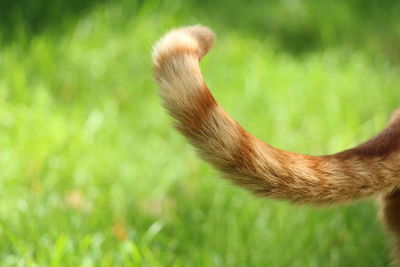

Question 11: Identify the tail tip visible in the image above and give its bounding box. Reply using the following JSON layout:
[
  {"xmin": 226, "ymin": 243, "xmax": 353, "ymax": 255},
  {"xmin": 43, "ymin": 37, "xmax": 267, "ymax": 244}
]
[
  {"xmin": 152, "ymin": 25, "xmax": 215, "ymax": 66},
  {"xmin": 184, "ymin": 25, "xmax": 215, "ymax": 57}
]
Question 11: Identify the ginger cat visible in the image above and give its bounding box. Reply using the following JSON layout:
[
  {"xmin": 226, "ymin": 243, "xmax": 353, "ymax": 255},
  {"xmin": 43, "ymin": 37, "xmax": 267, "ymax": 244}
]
[{"xmin": 152, "ymin": 25, "xmax": 400, "ymax": 262}]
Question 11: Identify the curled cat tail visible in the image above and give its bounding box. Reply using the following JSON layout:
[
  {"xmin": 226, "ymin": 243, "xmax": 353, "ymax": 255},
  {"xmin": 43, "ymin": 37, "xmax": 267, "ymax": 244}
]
[{"xmin": 152, "ymin": 25, "xmax": 400, "ymax": 205}]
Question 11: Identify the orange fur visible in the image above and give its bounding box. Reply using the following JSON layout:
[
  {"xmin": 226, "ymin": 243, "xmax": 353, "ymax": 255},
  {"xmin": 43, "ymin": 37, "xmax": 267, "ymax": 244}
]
[{"xmin": 152, "ymin": 25, "xmax": 400, "ymax": 261}]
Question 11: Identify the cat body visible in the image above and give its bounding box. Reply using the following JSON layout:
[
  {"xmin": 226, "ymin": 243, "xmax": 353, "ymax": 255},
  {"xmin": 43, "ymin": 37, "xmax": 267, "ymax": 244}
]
[{"xmin": 152, "ymin": 25, "xmax": 400, "ymax": 262}]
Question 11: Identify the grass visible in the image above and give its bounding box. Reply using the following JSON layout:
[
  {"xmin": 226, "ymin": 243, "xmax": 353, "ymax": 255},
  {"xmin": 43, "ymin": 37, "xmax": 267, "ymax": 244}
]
[{"xmin": 0, "ymin": 0, "xmax": 400, "ymax": 265}]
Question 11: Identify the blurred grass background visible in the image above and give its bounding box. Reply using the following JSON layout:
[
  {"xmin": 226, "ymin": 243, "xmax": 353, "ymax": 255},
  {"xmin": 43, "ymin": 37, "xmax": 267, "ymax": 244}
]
[{"xmin": 0, "ymin": 0, "xmax": 400, "ymax": 266}]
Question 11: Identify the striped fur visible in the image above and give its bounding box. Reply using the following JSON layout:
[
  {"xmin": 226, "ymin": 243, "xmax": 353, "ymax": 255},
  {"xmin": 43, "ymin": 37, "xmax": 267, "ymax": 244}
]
[{"xmin": 152, "ymin": 25, "xmax": 400, "ymax": 261}]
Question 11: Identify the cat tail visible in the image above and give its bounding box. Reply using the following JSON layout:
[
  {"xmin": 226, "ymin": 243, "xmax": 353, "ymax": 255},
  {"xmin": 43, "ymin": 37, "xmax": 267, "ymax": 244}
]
[{"xmin": 152, "ymin": 25, "xmax": 400, "ymax": 205}]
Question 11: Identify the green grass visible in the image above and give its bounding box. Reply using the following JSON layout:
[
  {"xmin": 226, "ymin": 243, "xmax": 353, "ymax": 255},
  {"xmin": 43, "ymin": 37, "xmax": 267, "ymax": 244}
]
[{"xmin": 0, "ymin": 0, "xmax": 400, "ymax": 266}]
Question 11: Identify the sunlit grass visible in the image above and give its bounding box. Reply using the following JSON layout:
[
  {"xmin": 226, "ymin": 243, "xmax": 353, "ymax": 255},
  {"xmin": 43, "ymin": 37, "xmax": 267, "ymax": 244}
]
[{"xmin": 0, "ymin": 0, "xmax": 399, "ymax": 266}]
